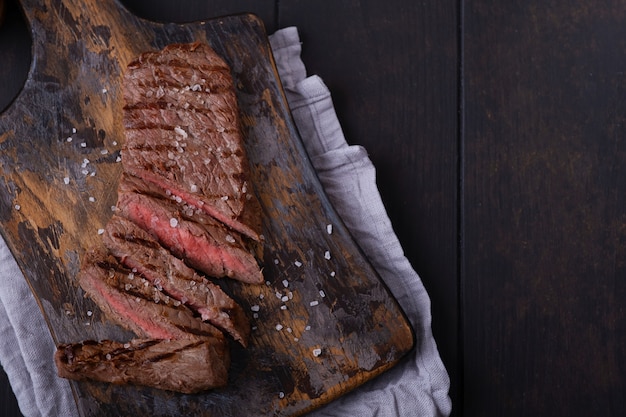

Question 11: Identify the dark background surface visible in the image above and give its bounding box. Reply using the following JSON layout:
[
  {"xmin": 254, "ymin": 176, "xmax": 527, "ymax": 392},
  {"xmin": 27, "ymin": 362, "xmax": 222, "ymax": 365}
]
[{"xmin": 1, "ymin": 0, "xmax": 626, "ymax": 416}]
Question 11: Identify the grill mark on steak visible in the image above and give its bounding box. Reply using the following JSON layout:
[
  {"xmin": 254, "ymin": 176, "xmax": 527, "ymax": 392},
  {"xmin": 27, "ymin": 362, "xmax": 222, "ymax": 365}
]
[
  {"xmin": 103, "ymin": 215, "xmax": 251, "ymax": 346},
  {"xmin": 55, "ymin": 337, "xmax": 229, "ymax": 393},
  {"xmin": 78, "ymin": 250, "xmax": 224, "ymax": 341},
  {"xmin": 122, "ymin": 41, "xmax": 262, "ymax": 241},
  {"xmin": 116, "ymin": 174, "xmax": 263, "ymax": 284}
]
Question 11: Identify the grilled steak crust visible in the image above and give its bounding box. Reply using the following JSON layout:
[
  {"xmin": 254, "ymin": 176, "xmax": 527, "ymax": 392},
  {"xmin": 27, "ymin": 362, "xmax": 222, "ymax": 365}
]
[
  {"xmin": 116, "ymin": 175, "xmax": 263, "ymax": 284},
  {"xmin": 103, "ymin": 215, "xmax": 251, "ymax": 346},
  {"xmin": 55, "ymin": 338, "xmax": 229, "ymax": 394},
  {"xmin": 122, "ymin": 42, "xmax": 262, "ymax": 241},
  {"xmin": 78, "ymin": 250, "xmax": 224, "ymax": 341}
]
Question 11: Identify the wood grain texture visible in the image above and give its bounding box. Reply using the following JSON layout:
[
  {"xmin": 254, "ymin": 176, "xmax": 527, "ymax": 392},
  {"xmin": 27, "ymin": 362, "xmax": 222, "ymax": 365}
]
[
  {"xmin": 463, "ymin": 1, "xmax": 626, "ymax": 415},
  {"xmin": 0, "ymin": 0, "xmax": 414, "ymax": 415},
  {"xmin": 278, "ymin": 1, "xmax": 460, "ymax": 409}
]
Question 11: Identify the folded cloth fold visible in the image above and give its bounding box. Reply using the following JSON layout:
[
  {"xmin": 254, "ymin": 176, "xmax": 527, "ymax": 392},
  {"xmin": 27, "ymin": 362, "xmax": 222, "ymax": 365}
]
[
  {"xmin": 0, "ymin": 26, "xmax": 451, "ymax": 417},
  {"xmin": 270, "ymin": 27, "xmax": 451, "ymax": 417}
]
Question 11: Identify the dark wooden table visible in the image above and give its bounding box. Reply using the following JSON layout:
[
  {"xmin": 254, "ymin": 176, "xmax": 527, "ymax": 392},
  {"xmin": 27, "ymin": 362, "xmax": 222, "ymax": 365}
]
[{"xmin": 2, "ymin": 0, "xmax": 626, "ymax": 416}]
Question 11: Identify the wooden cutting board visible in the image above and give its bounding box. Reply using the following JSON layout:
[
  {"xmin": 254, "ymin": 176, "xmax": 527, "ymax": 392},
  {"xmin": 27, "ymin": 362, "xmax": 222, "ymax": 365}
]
[{"xmin": 0, "ymin": 0, "xmax": 414, "ymax": 415}]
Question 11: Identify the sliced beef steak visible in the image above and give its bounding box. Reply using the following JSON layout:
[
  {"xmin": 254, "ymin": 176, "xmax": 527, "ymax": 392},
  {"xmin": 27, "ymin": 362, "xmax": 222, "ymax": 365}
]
[
  {"xmin": 122, "ymin": 42, "xmax": 261, "ymax": 241},
  {"xmin": 103, "ymin": 214, "xmax": 251, "ymax": 346},
  {"xmin": 55, "ymin": 337, "xmax": 229, "ymax": 394},
  {"xmin": 78, "ymin": 250, "xmax": 223, "ymax": 341},
  {"xmin": 116, "ymin": 175, "xmax": 263, "ymax": 284}
]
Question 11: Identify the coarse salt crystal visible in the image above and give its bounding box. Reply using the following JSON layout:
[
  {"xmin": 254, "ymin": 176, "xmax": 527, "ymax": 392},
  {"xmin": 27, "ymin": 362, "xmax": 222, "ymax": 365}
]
[
  {"xmin": 319, "ymin": 290, "xmax": 326, "ymax": 298},
  {"xmin": 294, "ymin": 260, "xmax": 302, "ymax": 267},
  {"xmin": 190, "ymin": 184, "xmax": 198, "ymax": 192},
  {"xmin": 310, "ymin": 300, "xmax": 319, "ymax": 307},
  {"xmin": 330, "ymin": 271, "xmax": 336, "ymax": 277},
  {"xmin": 66, "ymin": 137, "xmax": 72, "ymax": 142},
  {"xmin": 327, "ymin": 224, "xmax": 333, "ymax": 234},
  {"xmin": 101, "ymin": 149, "xmax": 108, "ymax": 155},
  {"xmin": 97, "ymin": 229, "xmax": 105, "ymax": 235},
  {"xmin": 282, "ymin": 279, "xmax": 289, "ymax": 288},
  {"xmin": 80, "ymin": 142, "xmax": 87, "ymax": 148},
  {"xmin": 115, "ymin": 156, "xmax": 122, "ymax": 162},
  {"xmin": 102, "ymin": 88, "xmax": 107, "ymax": 94},
  {"xmin": 274, "ymin": 259, "xmax": 279, "ymax": 265},
  {"xmin": 63, "ymin": 177, "xmax": 70, "ymax": 185},
  {"xmin": 305, "ymin": 325, "xmax": 311, "ymax": 331},
  {"xmin": 88, "ymin": 196, "xmax": 95, "ymax": 202},
  {"xmin": 281, "ymin": 296, "xmax": 289, "ymax": 302},
  {"xmin": 72, "ymin": 128, "xmax": 77, "ymax": 134},
  {"xmin": 174, "ymin": 126, "xmax": 188, "ymax": 138},
  {"xmin": 312, "ymin": 348, "xmax": 322, "ymax": 357},
  {"xmin": 225, "ymin": 234, "xmax": 236, "ymax": 243},
  {"xmin": 324, "ymin": 251, "xmax": 331, "ymax": 260},
  {"xmin": 14, "ymin": 204, "xmax": 20, "ymax": 211},
  {"xmin": 105, "ymin": 353, "xmax": 112, "ymax": 360},
  {"xmin": 250, "ymin": 305, "xmax": 260, "ymax": 312},
  {"xmin": 123, "ymin": 343, "xmax": 131, "ymax": 349},
  {"xmin": 112, "ymin": 141, "xmax": 117, "ymax": 146},
  {"xmin": 275, "ymin": 324, "xmax": 283, "ymax": 331},
  {"xmin": 169, "ymin": 218, "xmax": 178, "ymax": 228},
  {"xmin": 280, "ymin": 305, "xmax": 287, "ymax": 310},
  {"xmin": 86, "ymin": 310, "xmax": 93, "ymax": 316},
  {"xmin": 279, "ymin": 392, "xmax": 285, "ymax": 399},
  {"xmin": 259, "ymin": 294, "xmax": 264, "ymax": 300}
]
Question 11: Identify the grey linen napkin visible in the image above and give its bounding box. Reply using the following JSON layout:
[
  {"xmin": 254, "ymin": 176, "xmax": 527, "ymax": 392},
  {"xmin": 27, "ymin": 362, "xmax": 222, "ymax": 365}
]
[{"xmin": 0, "ymin": 27, "xmax": 451, "ymax": 417}]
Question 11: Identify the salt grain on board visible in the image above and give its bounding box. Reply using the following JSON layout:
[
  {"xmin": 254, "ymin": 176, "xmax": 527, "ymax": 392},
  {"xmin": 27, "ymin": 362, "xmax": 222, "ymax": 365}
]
[{"xmin": 327, "ymin": 224, "xmax": 333, "ymax": 234}]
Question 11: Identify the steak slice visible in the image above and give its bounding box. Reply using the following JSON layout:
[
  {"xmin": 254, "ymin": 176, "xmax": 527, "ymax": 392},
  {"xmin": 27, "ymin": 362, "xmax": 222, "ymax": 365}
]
[
  {"xmin": 103, "ymin": 214, "xmax": 251, "ymax": 346},
  {"xmin": 122, "ymin": 41, "xmax": 262, "ymax": 241},
  {"xmin": 116, "ymin": 175, "xmax": 263, "ymax": 285},
  {"xmin": 55, "ymin": 338, "xmax": 229, "ymax": 393},
  {"xmin": 78, "ymin": 250, "xmax": 223, "ymax": 341}
]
